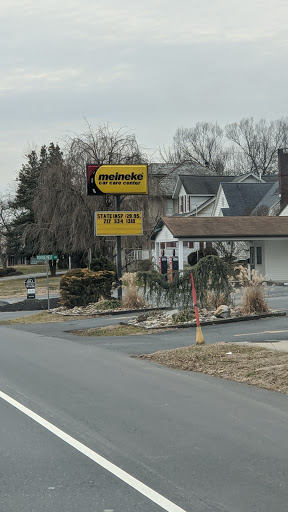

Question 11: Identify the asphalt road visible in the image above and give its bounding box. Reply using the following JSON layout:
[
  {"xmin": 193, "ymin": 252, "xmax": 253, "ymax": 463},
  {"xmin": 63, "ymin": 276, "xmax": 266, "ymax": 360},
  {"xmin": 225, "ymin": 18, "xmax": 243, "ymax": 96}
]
[{"xmin": 1, "ymin": 312, "xmax": 288, "ymax": 511}]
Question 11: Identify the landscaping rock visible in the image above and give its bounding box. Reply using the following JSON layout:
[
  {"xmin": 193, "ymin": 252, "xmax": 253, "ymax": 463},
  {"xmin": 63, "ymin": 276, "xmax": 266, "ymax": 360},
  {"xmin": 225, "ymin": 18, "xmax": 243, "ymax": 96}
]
[
  {"xmin": 164, "ymin": 309, "xmax": 179, "ymax": 319},
  {"xmin": 214, "ymin": 305, "xmax": 231, "ymax": 319}
]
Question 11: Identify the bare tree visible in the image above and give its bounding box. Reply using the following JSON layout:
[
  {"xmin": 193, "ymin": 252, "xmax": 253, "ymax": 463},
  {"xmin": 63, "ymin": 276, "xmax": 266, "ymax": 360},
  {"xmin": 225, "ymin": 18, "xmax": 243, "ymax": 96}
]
[
  {"xmin": 23, "ymin": 122, "xmax": 150, "ymax": 273},
  {"xmin": 0, "ymin": 197, "xmax": 15, "ymax": 271},
  {"xmin": 160, "ymin": 122, "xmax": 232, "ymax": 174},
  {"xmin": 226, "ymin": 117, "xmax": 288, "ymax": 176}
]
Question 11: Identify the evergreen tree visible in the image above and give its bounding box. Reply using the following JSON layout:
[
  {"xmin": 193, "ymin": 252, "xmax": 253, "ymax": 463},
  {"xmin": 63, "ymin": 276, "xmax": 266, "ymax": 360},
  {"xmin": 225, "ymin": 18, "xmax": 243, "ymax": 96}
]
[{"xmin": 8, "ymin": 144, "xmax": 63, "ymax": 265}]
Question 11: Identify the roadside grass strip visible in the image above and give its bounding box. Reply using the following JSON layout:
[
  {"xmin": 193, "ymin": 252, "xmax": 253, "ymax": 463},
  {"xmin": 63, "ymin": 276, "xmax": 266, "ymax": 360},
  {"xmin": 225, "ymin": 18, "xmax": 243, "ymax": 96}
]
[{"xmin": 136, "ymin": 342, "xmax": 288, "ymax": 394}]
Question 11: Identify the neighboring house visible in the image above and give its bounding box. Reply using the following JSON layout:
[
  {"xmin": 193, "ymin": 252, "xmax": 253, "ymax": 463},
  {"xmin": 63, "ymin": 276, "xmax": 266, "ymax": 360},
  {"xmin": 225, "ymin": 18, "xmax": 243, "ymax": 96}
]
[
  {"xmin": 172, "ymin": 175, "xmax": 235, "ymax": 216},
  {"xmin": 151, "ymin": 216, "xmax": 288, "ymax": 282},
  {"xmin": 212, "ymin": 181, "xmax": 279, "ymax": 217},
  {"xmin": 149, "ymin": 162, "xmax": 215, "ymax": 216},
  {"xmin": 171, "ymin": 172, "xmax": 273, "ymax": 217}
]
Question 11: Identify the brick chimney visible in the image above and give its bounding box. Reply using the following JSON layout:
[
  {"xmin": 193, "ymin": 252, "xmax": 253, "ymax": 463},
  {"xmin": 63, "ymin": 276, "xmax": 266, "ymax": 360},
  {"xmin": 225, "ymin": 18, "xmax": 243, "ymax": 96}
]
[{"xmin": 278, "ymin": 148, "xmax": 288, "ymax": 211}]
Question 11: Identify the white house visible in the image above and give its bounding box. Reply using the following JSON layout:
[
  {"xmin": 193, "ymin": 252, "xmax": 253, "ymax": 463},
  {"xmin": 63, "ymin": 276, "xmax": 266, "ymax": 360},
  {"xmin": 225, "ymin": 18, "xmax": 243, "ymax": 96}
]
[{"xmin": 151, "ymin": 216, "xmax": 288, "ymax": 282}]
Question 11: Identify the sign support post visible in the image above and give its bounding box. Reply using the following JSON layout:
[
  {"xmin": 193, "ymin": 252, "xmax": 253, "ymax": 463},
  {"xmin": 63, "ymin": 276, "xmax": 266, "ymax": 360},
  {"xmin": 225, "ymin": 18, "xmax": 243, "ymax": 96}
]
[
  {"xmin": 36, "ymin": 254, "xmax": 58, "ymax": 311},
  {"xmin": 46, "ymin": 258, "xmax": 50, "ymax": 312},
  {"xmin": 115, "ymin": 195, "xmax": 122, "ymax": 300}
]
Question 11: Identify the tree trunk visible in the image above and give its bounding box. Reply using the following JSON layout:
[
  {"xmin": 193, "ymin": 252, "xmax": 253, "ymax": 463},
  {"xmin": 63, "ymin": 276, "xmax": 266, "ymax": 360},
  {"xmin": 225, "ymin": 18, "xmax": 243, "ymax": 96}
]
[
  {"xmin": 49, "ymin": 259, "xmax": 57, "ymax": 277},
  {"xmin": 0, "ymin": 253, "xmax": 8, "ymax": 272}
]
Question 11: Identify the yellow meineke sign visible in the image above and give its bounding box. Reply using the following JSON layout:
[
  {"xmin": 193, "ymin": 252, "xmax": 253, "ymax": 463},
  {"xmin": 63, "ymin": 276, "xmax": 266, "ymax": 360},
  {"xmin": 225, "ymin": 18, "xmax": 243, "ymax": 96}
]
[
  {"xmin": 94, "ymin": 164, "xmax": 148, "ymax": 195},
  {"xmin": 95, "ymin": 211, "xmax": 143, "ymax": 236}
]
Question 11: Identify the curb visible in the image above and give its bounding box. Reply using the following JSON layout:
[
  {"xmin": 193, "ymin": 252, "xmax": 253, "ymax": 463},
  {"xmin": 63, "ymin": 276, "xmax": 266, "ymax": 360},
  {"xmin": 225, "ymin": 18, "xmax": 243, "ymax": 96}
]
[{"xmin": 134, "ymin": 311, "xmax": 286, "ymax": 330}]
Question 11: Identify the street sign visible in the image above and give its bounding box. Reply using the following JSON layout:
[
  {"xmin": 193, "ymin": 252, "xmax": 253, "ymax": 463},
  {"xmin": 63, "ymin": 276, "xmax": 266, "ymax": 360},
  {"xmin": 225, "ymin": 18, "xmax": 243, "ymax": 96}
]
[
  {"xmin": 95, "ymin": 211, "xmax": 143, "ymax": 236},
  {"xmin": 87, "ymin": 164, "xmax": 148, "ymax": 196},
  {"xmin": 36, "ymin": 254, "xmax": 58, "ymax": 261}
]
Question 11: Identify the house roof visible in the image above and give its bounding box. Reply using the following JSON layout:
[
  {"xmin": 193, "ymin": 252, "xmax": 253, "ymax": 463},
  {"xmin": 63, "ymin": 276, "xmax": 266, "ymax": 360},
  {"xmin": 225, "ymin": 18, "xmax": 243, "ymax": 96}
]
[
  {"xmin": 221, "ymin": 182, "xmax": 275, "ymax": 216},
  {"xmin": 149, "ymin": 162, "xmax": 217, "ymax": 196},
  {"xmin": 173, "ymin": 175, "xmax": 235, "ymax": 197},
  {"xmin": 261, "ymin": 175, "xmax": 279, "ymax": 183},
  {"xmin": 250, "ymin": 182, "xmax": 279, "ymax": 214},
  {"xmin": 231, "ymin": 172, "xmax": 261, "ymax": 182},
  {"xmin": 151, "ymin": 216, "xmax": 288, "ymax": 240}
]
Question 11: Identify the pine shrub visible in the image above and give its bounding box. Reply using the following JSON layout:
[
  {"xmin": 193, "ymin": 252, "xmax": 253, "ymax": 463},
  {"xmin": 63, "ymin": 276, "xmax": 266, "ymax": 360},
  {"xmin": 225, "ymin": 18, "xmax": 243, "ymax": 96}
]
[{"xmin": 60, "ymin": 268, "xmax": 115, "ymax": 309}]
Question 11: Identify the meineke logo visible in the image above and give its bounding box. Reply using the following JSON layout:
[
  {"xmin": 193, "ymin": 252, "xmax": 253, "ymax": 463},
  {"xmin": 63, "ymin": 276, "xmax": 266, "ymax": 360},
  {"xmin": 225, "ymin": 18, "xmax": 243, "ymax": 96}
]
[{"xmin": 98, "ymin": 172, "xmax": 144, "ymax": 181}]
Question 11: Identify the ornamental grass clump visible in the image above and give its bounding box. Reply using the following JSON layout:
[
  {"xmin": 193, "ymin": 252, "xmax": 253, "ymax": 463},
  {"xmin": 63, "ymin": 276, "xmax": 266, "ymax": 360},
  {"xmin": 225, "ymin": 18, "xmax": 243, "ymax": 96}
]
[
  {"xmin": 237, "ymin": 267, "xmax": 269, "ymax": 315},
  {"xmin": 122, "ymin": 272, "xmax": 146, "ymax": 309}
]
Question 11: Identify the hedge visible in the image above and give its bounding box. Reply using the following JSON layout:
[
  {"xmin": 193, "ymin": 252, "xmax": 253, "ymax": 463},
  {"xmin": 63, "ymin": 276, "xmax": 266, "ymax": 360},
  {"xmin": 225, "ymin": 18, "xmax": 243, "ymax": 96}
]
[{"xmin": 60, "ymin": 268, "xmax": 115, "ymax": 309}]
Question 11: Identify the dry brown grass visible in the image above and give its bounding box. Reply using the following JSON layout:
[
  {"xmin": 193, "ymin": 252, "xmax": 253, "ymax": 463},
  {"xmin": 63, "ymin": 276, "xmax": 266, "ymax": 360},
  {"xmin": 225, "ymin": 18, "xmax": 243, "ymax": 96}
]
[
  {"xmin": 70, "ymin": 324, "xmax": 149, "ymax": 336},
  {"xmin": 0, "ymin": 312, "xmax": 98, "ymax": 324},
  {"xmin": 235, "ymin": 267, "xmax": 269, "ymax": 315},
  {"xmin": 122, "ymin": 272, "xmax": 146, "ymax": 309},
  {"xmin": 0, "ymin": 276, "xmax": 61, "ymax": 298},
  {"xmin": 137, "ymin": 343, "xmax": 288, "ymax": 394}
]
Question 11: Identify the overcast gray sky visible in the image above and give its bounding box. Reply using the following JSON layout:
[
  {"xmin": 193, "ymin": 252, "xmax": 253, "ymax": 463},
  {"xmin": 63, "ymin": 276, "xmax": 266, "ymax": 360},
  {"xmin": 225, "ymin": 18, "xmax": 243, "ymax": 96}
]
[{"xmin": 1, "ymin": 0, "xmax": 288, "ymax": 191}]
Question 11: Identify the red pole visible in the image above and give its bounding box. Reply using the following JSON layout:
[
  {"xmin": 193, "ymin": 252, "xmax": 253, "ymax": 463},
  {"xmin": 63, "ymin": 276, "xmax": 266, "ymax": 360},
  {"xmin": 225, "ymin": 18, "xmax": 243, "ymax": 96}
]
[{"xmin": 190, "ymin": 272, "xmax": 205, "ymax": 345}]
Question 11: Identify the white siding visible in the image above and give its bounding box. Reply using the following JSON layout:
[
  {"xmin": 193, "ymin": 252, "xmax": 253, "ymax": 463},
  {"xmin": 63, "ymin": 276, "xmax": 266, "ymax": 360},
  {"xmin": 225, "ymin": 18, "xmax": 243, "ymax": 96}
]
[
  {"xmin": 214, "ymin": 188, "xmax": 228, "ymax": 216},
  {"xmin": 155, "ymin": 224, "xmax": 174, "ymax": 243},
  {"xmin": 165, "ymin": 198, "xmax": 174, "ymax": 216},
  {"xmin": 280, "ymin": 205, "xmax": 288, "ymax": 216},
  {"xmin": 178, "ymin": 184, "xmax": 186, "ymax": 197},
  {"xmin": 195, "ymin": 201, "xmax": 215, "ymax": 217},
  {"xmin": 263, "ymin": 239, "xmax": 288, "ymax": 281},
  {"xmin": 239, "ymin": 176, "xmax": 261, "ymax": 183}
]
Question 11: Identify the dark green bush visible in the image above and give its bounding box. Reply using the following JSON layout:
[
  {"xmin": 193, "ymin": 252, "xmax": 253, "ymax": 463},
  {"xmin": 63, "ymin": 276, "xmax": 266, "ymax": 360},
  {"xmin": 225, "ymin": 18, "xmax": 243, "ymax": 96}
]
[
  {"xmin": 90, "ymin": 256, "xmax": 117, "ymax": 274},
  {"xmin": 94, "ymin": 299, "xmax": 121, "ymax": 310},
  {"xmin": 0, "ymin": 267, "xmax": 23, "ymax": 277},
  {"xmin": 188, "ymin": 247, "xmax": 218, "ymax": 266},
  {"xmin": 137, "ymin": 259, "xmax": 154, "ymax": 271},
  {"xmin": 60, "ymin": 268, "xmax": 115, "ymax": 308}
]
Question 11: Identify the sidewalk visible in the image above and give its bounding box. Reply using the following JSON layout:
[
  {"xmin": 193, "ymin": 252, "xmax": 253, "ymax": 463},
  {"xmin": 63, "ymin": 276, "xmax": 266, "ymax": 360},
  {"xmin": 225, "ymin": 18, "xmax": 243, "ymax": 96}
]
[{"xmin": 241, "ymin": 340, "xmax": 288, "ymax": 353}]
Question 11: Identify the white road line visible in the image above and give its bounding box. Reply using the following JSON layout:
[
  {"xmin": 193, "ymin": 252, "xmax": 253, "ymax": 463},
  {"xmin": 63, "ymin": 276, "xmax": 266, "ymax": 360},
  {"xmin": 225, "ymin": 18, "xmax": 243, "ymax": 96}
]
[
  {"xmin": 0, "ymin": 390, "xmax": 187, "ymax": 512},
  {"xmin": 234, "ymin": 329, "xmax": 288, "ymax": 337}
]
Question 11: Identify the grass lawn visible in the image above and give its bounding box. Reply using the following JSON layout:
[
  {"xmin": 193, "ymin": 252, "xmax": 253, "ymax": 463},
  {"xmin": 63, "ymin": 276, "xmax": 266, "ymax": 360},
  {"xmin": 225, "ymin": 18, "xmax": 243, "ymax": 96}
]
[
  {"xmin": 137, "ymin": 342, "xmax": 288, "ymax": 395},
  {"xmin": 70, "ymin": 324, "xmax": 150, "ymax": 336},
  {"xmin": 0, "ymin": 311, "xmax": 98, "ymax": 324},
  {"xmin": 6, "ymin": 264, "xmax": 47, "ymax": 275},
  {"xmin": 0, "ymin": 275, "xmax": 61, "ymax": 298}
]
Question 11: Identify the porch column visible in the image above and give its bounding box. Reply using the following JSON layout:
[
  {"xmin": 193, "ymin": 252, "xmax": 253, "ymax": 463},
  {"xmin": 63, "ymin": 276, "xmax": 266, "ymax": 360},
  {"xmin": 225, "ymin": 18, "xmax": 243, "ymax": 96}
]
[
  {"xmin": 155, "ymin": 241, "xmax": 160, "ymax": 269},
  {"xmin": 178, "ymin": 239, "xmax": 184, "ymax": 270}
]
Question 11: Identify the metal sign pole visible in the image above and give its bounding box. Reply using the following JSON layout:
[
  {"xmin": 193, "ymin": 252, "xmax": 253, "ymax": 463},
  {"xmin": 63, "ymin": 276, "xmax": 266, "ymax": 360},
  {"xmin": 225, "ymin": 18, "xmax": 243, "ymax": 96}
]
[
  {"xmin": 46, "ymin": 258, "xmax": 50, "ymax": 311},
  {"xmin": 115, "ymin": 195, "xmax": 122, "ymax": 300}
]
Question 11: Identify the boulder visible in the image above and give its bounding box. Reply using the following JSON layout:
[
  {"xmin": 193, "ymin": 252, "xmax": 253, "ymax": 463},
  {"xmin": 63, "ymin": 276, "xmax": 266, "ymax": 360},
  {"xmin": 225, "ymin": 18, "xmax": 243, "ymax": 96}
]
[{"xmin": 214, "ymin": 305, "xmax": 231, "ymax": 319}]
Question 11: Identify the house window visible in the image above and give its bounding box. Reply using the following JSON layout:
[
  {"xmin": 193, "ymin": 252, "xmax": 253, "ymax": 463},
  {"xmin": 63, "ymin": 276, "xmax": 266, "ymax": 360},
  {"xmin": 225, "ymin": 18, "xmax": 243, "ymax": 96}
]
[
  {"xmin": 250, "ymin": 247, "xmax": 255, "ymax": 266},
  {"xmin": 256, "ymin": 247, "xmax": 262, "ymax": 265},
  {"xmin": 179, "ymin": 196, "xmax": 184, "ymax": 213},
  {"xmin": 166, "ymin": 242, "xmax": 176, "ymax": 248},
  {"xmin": 160, "ymin": 242, "xmax": 165, "ymax": 250},
  {"xmin": 183, "ymin": 241, "xmax": 194, "ymax": 248},
  {"xmin": 188, "ymin": 196, "xmax": 191, "ymax": 211}
]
